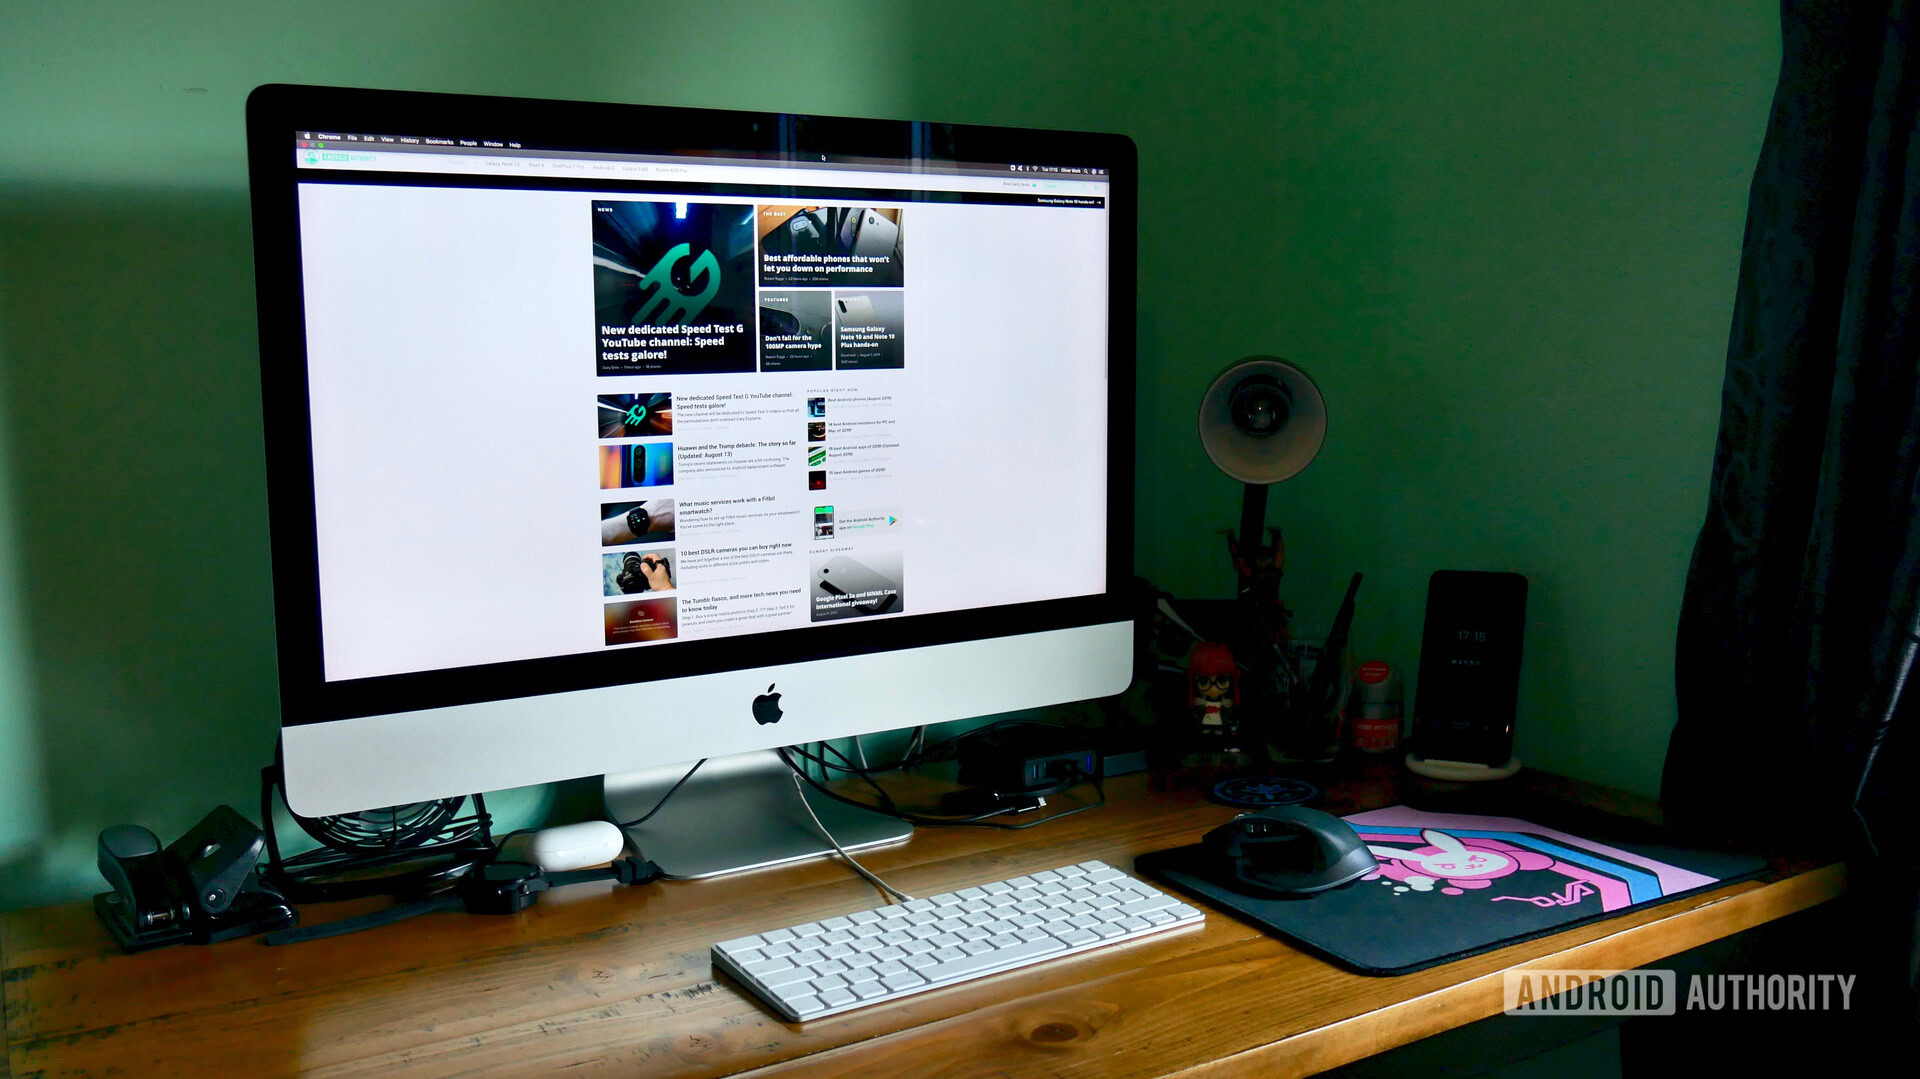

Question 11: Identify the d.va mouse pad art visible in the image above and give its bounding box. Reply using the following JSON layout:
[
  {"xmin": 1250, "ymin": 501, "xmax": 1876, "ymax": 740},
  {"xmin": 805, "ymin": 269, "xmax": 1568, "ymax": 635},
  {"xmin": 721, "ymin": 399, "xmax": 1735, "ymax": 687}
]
[{"xmin": 1134, "ymin": 805, "xmax": 1768, "ymax": 975}]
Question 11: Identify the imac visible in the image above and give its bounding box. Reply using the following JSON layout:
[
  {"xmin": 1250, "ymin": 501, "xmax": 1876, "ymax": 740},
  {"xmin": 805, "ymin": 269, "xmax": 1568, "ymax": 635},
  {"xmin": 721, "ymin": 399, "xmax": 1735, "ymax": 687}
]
[{"xmin": 245, "ymin": 85, "xmax": 1136, "ymax": 877}]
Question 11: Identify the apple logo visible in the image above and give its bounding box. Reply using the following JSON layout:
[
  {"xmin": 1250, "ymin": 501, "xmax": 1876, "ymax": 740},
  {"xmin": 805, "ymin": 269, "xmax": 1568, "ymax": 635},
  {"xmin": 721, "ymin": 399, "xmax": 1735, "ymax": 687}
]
[{"xmin": 752, "ymin": 683, "xmax": 783, "ymax": 725}]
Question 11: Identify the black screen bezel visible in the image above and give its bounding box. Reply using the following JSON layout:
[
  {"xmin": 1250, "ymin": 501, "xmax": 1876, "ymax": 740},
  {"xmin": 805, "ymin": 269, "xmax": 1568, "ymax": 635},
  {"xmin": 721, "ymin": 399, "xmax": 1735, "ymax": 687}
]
[{"xmin": 245, "ymin": 84, "xmax": 1137, "ymax": 728}]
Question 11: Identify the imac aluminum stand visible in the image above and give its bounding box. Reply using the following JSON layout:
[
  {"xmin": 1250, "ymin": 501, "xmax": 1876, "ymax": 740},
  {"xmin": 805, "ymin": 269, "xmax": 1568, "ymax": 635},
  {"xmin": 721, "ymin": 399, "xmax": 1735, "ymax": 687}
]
[{"xmin": 604, "ymin": 750, "xmax": 912, "ymax": 879}]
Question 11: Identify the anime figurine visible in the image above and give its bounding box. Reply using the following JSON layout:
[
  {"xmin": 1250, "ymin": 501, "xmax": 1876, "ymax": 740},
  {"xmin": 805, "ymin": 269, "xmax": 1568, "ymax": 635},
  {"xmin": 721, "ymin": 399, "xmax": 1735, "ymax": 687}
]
[{"xmin": 1187, "ymin": 641, "xmax": 1242, "ymax": 747}]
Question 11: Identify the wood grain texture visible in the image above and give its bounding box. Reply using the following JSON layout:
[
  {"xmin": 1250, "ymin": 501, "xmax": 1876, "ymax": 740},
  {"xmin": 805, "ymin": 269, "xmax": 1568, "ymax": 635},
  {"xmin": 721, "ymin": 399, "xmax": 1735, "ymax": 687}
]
[{"xmin": 2, "ymin": 768, "xmax": 1846, "ymax": 1078}]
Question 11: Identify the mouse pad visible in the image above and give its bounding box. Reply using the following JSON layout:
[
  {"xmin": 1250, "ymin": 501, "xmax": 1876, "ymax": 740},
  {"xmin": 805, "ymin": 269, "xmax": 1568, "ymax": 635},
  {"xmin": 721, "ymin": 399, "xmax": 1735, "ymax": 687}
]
[{"xmin": 1134, "ymin": 805, "xmax": 1769, "ymax": 976}]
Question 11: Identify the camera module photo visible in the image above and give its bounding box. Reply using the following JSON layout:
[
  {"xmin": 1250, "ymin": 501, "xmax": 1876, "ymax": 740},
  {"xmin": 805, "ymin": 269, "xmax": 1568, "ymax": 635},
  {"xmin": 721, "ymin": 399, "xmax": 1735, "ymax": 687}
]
[{"xmin": 810, "ymin": 551, "xmax": 903, "ymax": 621}]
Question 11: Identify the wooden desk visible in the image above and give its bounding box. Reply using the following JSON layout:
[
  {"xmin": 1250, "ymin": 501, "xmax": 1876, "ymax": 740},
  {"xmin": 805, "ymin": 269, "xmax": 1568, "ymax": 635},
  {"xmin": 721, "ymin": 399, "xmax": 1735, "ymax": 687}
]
[{"xmin": 2, "ymin": 770, "xmax": 1845, "ymax": 1078}]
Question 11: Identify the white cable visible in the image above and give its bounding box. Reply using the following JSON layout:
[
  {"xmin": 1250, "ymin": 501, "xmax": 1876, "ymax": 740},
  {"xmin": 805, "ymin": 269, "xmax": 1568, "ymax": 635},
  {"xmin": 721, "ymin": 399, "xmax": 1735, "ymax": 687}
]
[
  {"xmin": 854, "ymin": 735, "xmax": 870, "ymax": 770},
  {"xmin": 787, "ymin": 771, "xmax": 913, "ymax": 903}
]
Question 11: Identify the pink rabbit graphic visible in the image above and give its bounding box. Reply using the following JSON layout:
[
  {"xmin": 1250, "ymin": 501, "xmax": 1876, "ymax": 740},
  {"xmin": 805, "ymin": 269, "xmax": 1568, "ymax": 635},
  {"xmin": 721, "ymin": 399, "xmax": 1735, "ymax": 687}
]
[{"xmin": 1365, "ymin": 829, "xmax": 1556, "ymax": 892}]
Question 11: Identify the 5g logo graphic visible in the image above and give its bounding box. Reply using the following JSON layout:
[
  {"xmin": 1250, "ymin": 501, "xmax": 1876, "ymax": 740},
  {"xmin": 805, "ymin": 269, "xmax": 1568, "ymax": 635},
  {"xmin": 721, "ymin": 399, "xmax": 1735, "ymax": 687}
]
[{"xmin": 632, "ymin": 243, "xmax": 721, "ymax": 326}]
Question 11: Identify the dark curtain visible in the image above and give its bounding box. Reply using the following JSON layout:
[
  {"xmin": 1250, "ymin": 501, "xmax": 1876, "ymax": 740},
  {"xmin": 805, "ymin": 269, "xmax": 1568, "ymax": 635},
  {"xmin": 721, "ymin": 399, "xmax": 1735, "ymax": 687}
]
[{"xmin": 1666, "ymin": 0, "xmax": 1920, "ymax": 1022}]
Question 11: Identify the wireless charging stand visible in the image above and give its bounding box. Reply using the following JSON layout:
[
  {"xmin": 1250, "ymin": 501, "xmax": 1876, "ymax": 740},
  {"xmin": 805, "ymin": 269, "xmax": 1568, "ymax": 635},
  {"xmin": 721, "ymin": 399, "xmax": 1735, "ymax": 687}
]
[{"xmin": 1405, "ymin": 753, "xmax": 1523, "ymax": 782}]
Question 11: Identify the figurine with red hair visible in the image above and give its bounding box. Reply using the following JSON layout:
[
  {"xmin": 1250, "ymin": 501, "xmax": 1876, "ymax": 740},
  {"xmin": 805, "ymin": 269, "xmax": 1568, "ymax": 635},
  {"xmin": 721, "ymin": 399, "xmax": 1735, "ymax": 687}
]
[{"xmin": 1187, "ymin": 641, "xmax": 1242, "ymax": 749}]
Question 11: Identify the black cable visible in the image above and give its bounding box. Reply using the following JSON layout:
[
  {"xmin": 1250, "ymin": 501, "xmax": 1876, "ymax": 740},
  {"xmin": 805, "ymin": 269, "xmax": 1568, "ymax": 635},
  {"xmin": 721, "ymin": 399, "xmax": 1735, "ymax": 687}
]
[
  {"xmin": 611, "ymin": 758, "xmax": 707, "ymax": 829},
  {"xmin": 777, "ymin": 746, "xmax": 1105, "ymax": 830}
]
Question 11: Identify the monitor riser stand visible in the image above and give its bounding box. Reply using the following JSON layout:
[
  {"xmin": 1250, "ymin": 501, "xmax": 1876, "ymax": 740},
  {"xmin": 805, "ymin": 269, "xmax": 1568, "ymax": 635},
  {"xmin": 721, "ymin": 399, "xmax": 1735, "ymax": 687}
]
[{"xmin": 604, "ymin": 749, "xmax": 912, "ymax": 879}]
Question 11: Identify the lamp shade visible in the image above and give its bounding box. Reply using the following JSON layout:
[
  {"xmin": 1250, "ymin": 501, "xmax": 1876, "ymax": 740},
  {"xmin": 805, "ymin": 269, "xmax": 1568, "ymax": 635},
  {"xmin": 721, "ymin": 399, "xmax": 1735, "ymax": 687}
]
[{"xmin": 1198, "ymin": 357, "xmax": 1327, "ymax": 485}]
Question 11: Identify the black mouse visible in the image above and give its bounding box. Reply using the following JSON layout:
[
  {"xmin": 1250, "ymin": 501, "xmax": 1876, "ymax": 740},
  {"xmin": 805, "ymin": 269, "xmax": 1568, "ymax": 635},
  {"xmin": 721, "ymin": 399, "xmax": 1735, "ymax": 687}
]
[{"xmin": 1202, "ymin": 806, "xmax": 1377, "ymax": 897}]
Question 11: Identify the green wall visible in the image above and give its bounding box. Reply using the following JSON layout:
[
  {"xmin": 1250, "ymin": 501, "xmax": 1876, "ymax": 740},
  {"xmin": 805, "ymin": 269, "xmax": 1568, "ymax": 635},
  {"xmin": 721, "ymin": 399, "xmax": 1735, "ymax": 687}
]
[{"xmin": 0, "ymin": 1, "xmax": 1778, "ymax": 909}]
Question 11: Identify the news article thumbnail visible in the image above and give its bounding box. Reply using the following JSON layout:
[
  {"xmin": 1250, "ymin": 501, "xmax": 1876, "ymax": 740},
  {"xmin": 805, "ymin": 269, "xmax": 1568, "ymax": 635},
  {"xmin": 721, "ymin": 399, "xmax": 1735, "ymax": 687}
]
[
  {"xmin": 594, "ymin": 201, "xmax": 756, "ymax": 375},
  {"xmin": 602, "ymin": 499, "xmax": 674, "ymax": 545},
  {"xmin": 598, "ymin": 392, "xmax": 673, "ymax": 438},
  {"xmin": 758, "ymin": 291, "xmax": 832, "ymax": 372},
  {"xmin": 603, "ymin": 549, "xmax": 675, "ymax": 596},
  {"xmin": 605, "ymin": 597, "xmax": 678, "ymax": 644},
  {"xmin": 599, "ymin": 443, "xmax": 674, "ymax": 489},
  {"xmin": 810, "ymin": 551, "xmax": 903, "ymax": 621},
  {"xmin": 758, "ymin": 206, "xmax": 904, "ymax": 288},
  {"xmin": 833, "ymin": 291, "xmax": 905, "ymax": 369}
]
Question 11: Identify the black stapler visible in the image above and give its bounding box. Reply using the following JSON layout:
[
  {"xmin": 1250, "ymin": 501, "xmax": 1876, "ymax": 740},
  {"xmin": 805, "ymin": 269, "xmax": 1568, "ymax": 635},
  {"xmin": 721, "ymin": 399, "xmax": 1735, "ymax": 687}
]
[{"xmin": 93, "ymin": 805, "xmax": 296, "ymax": 952}]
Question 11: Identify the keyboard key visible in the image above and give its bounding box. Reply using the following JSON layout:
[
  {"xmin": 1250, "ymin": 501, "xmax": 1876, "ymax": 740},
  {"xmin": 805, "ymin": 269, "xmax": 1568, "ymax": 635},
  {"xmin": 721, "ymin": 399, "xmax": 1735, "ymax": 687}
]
[
  {"xmin": 878, "ymin": 930, "xmax": 912, "ymax": 946},
  {"xmin": 844, "ymin": 963, "xmax": 880, "ymax": 983},
  {"xmin": 821, "ymin": 987, "xmax": 857, "ymax": 1008},
  {"xmin": 732, "ymin": 947, "xmax": 765, "ymax": 965},
  {"xmin": 791, "ymin": 922, "xmax": 826, "ymax": 938},
  {"xmin": 760, "ymin": 965, "xmax": 814, "ymax": 988},
  {"xmin": 871, "ymin": 945, "xmax": 907, "ymax": 962},
  {"xmin": 820, "ymin": 930, "xmax": 854, "ymax": 945},
  {"xmin": 1086, "ymin": 868, "xmax": 1125, "ymax": 884},
  {"xmin": 1056, "ymin": 865, "xmax": 1086, "ymax": 878},
  {"xmin": 983, "ymin": 881, "xmax": 1014, "ymax": 894},
  {"xmin": 763, "ymin": 928, "xmax": 797, "ymax": 944},
  {"xmin": 1076, "ymin": 861, "xmax": 1109, "ymax": 872},
  {"xmin": 811, "ymin": 975, "xmax": 848, "ymax": 993},
  {"xmin": 852, "ymin": 981, "xmax": 888, "ymax": 1000},
  {"xmin": 960, "ymin": 940, "xmax": 994, "ymax": 956},
  {"xmin": 848, "ymin": 910, "xmax": 882, "ymax": 926},
  {"xmin": 789, "ymin": 948, "xmax": 824, "ymax": 967},
  {"xmin": 819, "ymin": 944, "xmax": 854, "ymax": 960},
  {"xmin": 717, "ymin": 934, "xmax": 765, "ymax": 953},
  {"xmin": 1056, "ymin": 928, "xmax": 1099, "ymax": 946},
  {"xmin": 822, "ymin": 917, "xmax": 854, "ymax": 932},
  {"xmin": 902, "ymin": 939, "xmax": 936, "ymax": 955},
  {"xmin": 811, "ymin": 959, "xmax": 849, "ymax": 976},
  {"xmin": 1142, "ymin": 909, "xmax": 1176, "ymax": 926},
  {"xmin": 920, "ymin": 936, "xmax": 1064, "ymax": 983},
  {"xmin": 742, "ymin": 958, "xmax": 795, "ymax": 978},
  {"xmin": 1119, "ymin": 894, "xmax": 1178, "ymax": 917},
  {"xmin": 904, "ymin": 952, "xmax": 938, "ymax": 971},
  {"xmin": 1169, "ymin": 904, "xmax": 1202, "ymax": 920},
  {"xmin": 931, "ymin": 946, "xmax": 966, "ymax": 961},
  {"xmin": 765, "ymin": 942, "xmax": 796, "ymax": 958},
  {"xmin": 1032, "ymin": 870, "xmax": 1062, "ymax": 883},
  {"xmin": 881, "ymin": 971, "xmax": 927, "ymax": 992},
  {"xmin": 784, "ymin": 993, "xmax": 826, "ymax": 1017},
  {"xmin": 872, "ymin": 960, "xmax": 908, "ymax": 977}
]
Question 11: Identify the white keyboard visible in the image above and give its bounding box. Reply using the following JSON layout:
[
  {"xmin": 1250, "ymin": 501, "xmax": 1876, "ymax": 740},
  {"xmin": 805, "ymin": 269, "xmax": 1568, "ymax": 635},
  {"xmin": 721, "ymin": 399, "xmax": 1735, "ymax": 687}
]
[{"xmin": 712, "ymin": 860, "xmax": 1205, "ymax": 1021}]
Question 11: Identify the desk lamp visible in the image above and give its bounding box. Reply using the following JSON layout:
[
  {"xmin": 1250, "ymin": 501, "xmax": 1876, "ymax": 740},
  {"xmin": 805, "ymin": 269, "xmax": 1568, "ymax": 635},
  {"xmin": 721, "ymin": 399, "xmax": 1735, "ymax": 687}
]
[
  {"xmin": 1198, "ymin": 357, "xmax": 1326, "ymax": 612},
  {"xmin": 1197, "ymin": 358, "xmax": 1327, "ymax": 747}
]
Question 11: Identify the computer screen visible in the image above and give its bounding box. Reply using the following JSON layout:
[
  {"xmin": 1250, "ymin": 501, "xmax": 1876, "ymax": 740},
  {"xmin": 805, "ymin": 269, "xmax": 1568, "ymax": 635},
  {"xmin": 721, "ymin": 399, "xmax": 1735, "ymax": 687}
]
[{"xmin": 248, "ymin": 87, "xmax": 1135, "ymax": 816}]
